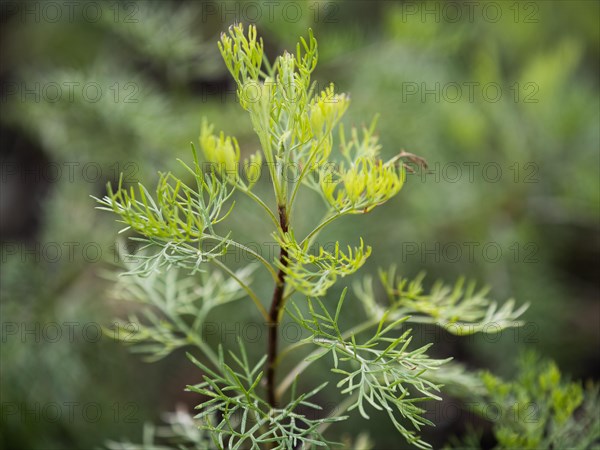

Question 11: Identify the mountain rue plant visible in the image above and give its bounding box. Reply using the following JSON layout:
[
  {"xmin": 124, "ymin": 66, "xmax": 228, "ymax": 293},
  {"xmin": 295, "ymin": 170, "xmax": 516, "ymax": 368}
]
[{"xmin": 97, "ymin": 24, "xmax": 531, "ymax": 449}]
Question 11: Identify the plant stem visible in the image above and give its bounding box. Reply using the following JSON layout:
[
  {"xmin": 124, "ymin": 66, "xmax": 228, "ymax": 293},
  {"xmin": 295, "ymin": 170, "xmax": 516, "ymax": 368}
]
[
  {"xmin": 239, "ymin": 186, "xmax": 280, "ymax": 230},
  {"xmin": 211, "ymin": 259, "xmax": 269, "ymax": 321},
  {"xmin": 300, "ymin": 211, "xmax": 346, "ymax": 249},
  {"xmin": 266, "ymin": 204, "xmax": 289, "ymax": 408}
]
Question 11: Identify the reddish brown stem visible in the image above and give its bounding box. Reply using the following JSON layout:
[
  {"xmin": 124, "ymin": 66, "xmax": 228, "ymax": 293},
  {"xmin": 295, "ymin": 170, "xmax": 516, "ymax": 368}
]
[{"xmin": 266, "ymin": 205, "xmax": 289, "ymax": 408}]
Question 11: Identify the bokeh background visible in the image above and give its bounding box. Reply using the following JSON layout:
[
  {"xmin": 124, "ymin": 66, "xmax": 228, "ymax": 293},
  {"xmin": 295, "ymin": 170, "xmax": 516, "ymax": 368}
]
[{"xmin": 1, "ymin": 1, "xmax": 598, "ymax": 449}]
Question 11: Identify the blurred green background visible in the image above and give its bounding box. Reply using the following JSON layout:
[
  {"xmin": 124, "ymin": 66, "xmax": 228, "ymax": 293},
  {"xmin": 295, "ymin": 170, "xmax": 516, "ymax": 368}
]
[{"xmin": 1, "ymin": 1, "xmax": 598, "ymax": 448}]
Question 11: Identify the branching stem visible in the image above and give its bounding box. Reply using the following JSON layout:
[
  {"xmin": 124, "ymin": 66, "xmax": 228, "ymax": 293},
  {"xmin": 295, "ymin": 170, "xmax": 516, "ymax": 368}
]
[
  {"xmin": 300, "ymin": 210, "xmax": 347, "ymax": 249},
  {"xmin": 239, "ymin": 185, "xmax": 280, "ymax": 229},
  {"xmin": 210, "ymin": 258, "xmax": 269, "ymax": 321}
]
